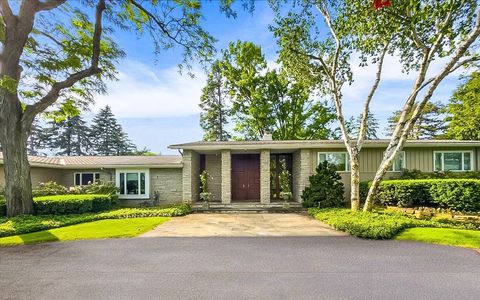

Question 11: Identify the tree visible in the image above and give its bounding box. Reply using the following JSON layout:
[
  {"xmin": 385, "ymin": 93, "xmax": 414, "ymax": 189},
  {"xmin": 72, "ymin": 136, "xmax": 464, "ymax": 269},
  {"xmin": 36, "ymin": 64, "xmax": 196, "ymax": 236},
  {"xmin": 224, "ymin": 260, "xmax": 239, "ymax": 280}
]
[
  {"xmin": 385, "ymin": 102, "xmax": 447, "ymax": 139},
  {"xmin": 271, "ymin": 0, "xmax": 480, "ymax": 211},
  {"xmin": 90, "ymin": 106, "xmax": 136, "ymax": 156},
  {"xmin": 0, "ymin": 0, "xmax": 221, "ymax": 216},
  {"xmin": 445, "ymin": 72, "xmax": 480, "ymax": 140},
  {"xmin": 26, "ymin": 119, "xmax": 48, "ymax": 156},
  {"xmin": 46, "ymin": 115, "xmax": 91, "ymax": 156},
  {"xmin": 220, "ymin": 41, "xmax": 335, "ymax": 140},
  {"xmin": 345, "ymin": 110, "xmax": 379, "ymax": 140},
  {"xmin": 199, "ymin": 61, "xmax": 231, "ymax": 141}
]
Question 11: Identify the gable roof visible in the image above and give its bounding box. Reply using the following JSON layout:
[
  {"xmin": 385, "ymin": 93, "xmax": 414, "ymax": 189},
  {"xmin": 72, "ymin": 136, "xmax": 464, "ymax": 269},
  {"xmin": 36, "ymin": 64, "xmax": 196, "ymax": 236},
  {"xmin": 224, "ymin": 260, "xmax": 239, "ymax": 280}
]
[
  {"xmin": 0, "ymin": 153, "xmax": 183, "ymax": 169},
  {"xmin": 169, "ymin": 139, "xmax": 480, "ymax": 151}
]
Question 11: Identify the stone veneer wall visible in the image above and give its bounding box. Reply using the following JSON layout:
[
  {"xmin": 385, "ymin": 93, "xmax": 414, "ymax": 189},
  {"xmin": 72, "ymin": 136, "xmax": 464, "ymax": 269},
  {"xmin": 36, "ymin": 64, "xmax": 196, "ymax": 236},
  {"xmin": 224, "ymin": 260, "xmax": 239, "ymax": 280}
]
[
  {"xmin": 292, "ymin": 149, "xmax": 312, "ymax": 203},
  {"xmin": 260, "ymin": 149, "xmax": 270, "ymax": 204},
  {"xmin": 205, "ymin": 154, "xmax": 222, "ymax": 202},
  {"xmin": 182, "ymin": 150, "xmax": 200, "ymax": 203},
  {"xmin": 150, "ymin": 168, "xmax": 183, "ymax": 203},
  {"xmin": 61, "ymin": 169, "xmax": 114, "ymax": 187},
  {"xmin": 221, "ymin": 150, "xmax": 231, "ymax": 204}
]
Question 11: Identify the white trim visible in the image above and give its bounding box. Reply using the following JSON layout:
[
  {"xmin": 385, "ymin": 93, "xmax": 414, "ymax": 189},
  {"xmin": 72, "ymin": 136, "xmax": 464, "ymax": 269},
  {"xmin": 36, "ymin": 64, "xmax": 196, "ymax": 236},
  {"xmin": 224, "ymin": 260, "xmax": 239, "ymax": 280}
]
[
  {"xmin": 74, "ymin": 172, "xmax": 100, "ymax": 186},
  {"xmin": 433, "ymin": 150, "xmax": 474, "ymax": 172},
  {"xmin": 387, "ymin": 151, "xmax": 406, "ymax": 172},
  {"xmin": 317, "ymin": 152, "xmax": 350, "ymax": 172},
  {"xmin": 115, "ymin": 169, "xmax": 150, "ymax": 199}
]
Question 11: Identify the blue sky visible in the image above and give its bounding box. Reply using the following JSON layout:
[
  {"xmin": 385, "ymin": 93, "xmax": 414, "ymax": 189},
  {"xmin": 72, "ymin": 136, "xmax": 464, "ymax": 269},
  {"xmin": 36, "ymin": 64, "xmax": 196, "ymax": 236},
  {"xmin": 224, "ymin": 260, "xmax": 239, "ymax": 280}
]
[{"xmin": 85, "ymin": 1, "xmax": 463, "ymax": 154}]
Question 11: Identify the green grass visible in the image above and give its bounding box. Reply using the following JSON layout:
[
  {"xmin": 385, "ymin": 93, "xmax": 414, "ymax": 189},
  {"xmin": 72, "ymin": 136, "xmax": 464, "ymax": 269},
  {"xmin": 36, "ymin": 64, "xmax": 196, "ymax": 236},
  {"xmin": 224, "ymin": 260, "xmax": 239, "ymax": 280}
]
[
  {"xmin": 0, "ymin": 204, "xmax": 191, "ymax": 238},
  {"xmin": 395, "ymin": 227, "xmax": 480, "ymax": 249},
  {"xmin": 0, "ymin": 217, "xmax": 169, "ymax": 246},
  {"xmin": 309, "ymin": 208, "xmax": 480, "ymax": 239}
]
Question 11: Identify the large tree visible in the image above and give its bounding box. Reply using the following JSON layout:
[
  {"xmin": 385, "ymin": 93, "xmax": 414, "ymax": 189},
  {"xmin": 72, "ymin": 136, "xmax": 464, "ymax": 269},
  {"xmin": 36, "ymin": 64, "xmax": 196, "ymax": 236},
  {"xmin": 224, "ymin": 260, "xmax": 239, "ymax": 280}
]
[
  {"xmin": 445, "ymin": 72, "xmax": 480, "ymax": 140},
  {"xmin": 220, "ymin": 41, "xmax": 335, "ymax": 140},
  {"xmin": 199, "ymin": 61, "xmax": 231, "ymax": 141},
  {"xmin": 47, "ymin": 115, "xmax": 92, "ymax": 156},
  {"xmin": 385, "ymin": 101, "xmax": 447, "ymax": 139},
  {"xmin": 0, "ymin": 0, "xmax": 222, "ymax": 216},
  {"xmin": 90, "ymin": 105, "xmax": 136, "ymax": 156},
  {"xmin": 271, "ymin": 0, "xmax": 480, "ymax": 211},
  {"xmin": 344, "ymin": 110, "xmax": 379, "ymax": 140}
]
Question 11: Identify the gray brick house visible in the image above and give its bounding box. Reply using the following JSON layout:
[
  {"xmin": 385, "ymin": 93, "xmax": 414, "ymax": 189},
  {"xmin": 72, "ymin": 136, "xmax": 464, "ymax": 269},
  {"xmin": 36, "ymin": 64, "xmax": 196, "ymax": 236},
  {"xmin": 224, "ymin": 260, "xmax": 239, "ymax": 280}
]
[{"xmin": 1, "ymin": 139, "xmax": 480, "ymax": 206}]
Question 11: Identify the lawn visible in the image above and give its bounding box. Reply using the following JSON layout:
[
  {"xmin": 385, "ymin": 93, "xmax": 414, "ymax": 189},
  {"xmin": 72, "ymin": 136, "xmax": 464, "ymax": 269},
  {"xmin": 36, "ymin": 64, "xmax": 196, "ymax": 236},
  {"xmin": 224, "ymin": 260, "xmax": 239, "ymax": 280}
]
[
  {"xmin": 0, "ymin": 217, "xmax": 170, "ymax": 246},
  {"xmin": 395, "ymin": 227, "xmax": 480, "ymax": 249}
]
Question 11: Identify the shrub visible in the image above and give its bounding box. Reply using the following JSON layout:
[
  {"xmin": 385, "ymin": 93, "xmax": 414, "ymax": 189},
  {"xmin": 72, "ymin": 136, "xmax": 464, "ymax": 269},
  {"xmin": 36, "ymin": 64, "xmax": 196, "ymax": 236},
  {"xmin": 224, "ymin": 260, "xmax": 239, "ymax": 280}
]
[
  {"xmin": 33, "ymin": 194, "xmax": 114, "ymax": 215},
  {"xmin": 32, "ymin": 181, "xmax": 68, "ymax": 197},
  {"xmin": 400, "ymin": 169, "xmax": 480, "ymax": 180},
  {"xmin": 81, "ymin": 181, "xmax": 119, "ymax": 195},
  {"xmin": 302, "ymin": 161, "xmax": 345, "ymax": 208},
  {"xmin": 0, "ymin": 199, "xmax": 5, "ymax": 217},
  {"xmin": 361, "ymin": 179, "xmax": 480, "ymax": 213}
]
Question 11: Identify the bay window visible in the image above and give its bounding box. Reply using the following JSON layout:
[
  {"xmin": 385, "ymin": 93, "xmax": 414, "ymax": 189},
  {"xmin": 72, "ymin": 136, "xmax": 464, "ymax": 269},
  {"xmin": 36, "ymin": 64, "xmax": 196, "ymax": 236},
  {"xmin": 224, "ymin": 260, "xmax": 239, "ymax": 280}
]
[
  {"xmin": 434, "ymin": 151, "xmax": 473, "ymax": 172},
  {"xmin": 116, "ymin": 170, "xmax": 149, "ymax": 199}
]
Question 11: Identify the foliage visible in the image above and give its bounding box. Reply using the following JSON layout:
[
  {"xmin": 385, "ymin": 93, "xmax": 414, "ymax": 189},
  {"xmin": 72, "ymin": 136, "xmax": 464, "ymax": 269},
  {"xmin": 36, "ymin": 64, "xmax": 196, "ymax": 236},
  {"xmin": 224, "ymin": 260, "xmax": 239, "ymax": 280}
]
[
  {"xmin": 0, "ymin": 199, "xmax": 5, "ymax": 217},
  {"xmin": 26, "ymin": 119, "xmax": 48, "ymax": 156},
  {"xmin": 81, "ymin": 181, "xmax": 119, "ymax": 195},
  {"xmin": 46, "ymin": 115, "xmax": 92, "ymax": 156},
  {"xmin": 308, "ymin": 208, "xmax": 478, "ymax": 240},
  {"xmin": 33, "ymin": 194, "xmax": 116, "ymax": 215},
  {"xmin": 279, "ymin": 169, "xmax": 292, "ymax": 201},
  {"xmin": 363, "ymin": 179, "xmax": 480, "ymax": 212},
  {"xmin": 302, "ymin": 161, "xmax": 345, "ymax": 208},
  {"xmin": 220, "ymin": 40, "xmax": 335, "ymax": 140},
  {"xmin": 199, "ymin": 170, "xmax": 212, "ymax": 202},
  {"xmin": 385, "ymin": 102, "xmax": 447, "ymax": 139},
  {"xmin": 0, "ymin": 204, "xmax": 191, "ymax": 237},
  {"xmin": 89, "ymin": 105, "xmax": 136, "ymax": 156},
  {"xmin": 445, "ymin": 72, "xmax": 480, "ymax": 140},
  {"xmin": 395, "ymin": 227, "xmax": 480, "ymax": 249},
  {"xmin": 199, "ymin": 61, "xmax": 231, "ymax": 141},
  {"xmin": 0, "ymin": 217, "xmax": 170, "ymax": 246},
  {"xmin": 344, "ymin": 110, "xmax": 379, "ymax": 140},
  {"xmin": 32, "ymin": 181, "xmax": 68, "ymax": 197},
  {"xmin": 399, "ymin": 169, "xmax": 480, "ymax": 180}
]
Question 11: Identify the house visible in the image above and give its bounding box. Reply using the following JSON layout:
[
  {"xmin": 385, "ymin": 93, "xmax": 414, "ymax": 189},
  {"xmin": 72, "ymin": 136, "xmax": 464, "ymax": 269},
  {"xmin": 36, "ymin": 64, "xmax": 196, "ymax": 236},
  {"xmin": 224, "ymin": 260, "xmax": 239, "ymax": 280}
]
[{"xmin": 1, "ymin": 139, "xmax": 480, "ymax": 205}]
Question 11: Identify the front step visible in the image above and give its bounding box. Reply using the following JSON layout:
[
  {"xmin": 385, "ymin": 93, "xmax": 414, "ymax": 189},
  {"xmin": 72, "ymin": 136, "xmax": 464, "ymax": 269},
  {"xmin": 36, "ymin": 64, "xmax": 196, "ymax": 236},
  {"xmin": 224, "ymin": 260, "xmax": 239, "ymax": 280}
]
[{"xmin": 192, "ymin": 202, "xmax": 306, "ymax": 213}]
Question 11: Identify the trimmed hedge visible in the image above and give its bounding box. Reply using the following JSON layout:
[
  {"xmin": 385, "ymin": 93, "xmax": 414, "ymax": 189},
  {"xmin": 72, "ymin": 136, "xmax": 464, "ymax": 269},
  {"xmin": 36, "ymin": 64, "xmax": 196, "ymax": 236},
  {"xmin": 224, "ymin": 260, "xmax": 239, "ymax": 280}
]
[
  {"xmin": 33, "ymin": 194, "xmax": 116, "ymax": 215},
  {"xmin": 0, "ymin": 199, "xmax": 5, "ymax": 217},
  {"xmin": 362, "ymin": 179, "xmax": 480, "ymax": 213}
]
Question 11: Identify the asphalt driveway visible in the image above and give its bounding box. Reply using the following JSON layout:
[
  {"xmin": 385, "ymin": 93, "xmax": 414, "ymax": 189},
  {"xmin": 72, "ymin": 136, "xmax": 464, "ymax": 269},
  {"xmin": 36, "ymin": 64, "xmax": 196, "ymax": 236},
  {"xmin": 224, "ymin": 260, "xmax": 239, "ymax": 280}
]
[{"xmin": 0, "ymin": 237, "xmax": 479, "ymax": 299}]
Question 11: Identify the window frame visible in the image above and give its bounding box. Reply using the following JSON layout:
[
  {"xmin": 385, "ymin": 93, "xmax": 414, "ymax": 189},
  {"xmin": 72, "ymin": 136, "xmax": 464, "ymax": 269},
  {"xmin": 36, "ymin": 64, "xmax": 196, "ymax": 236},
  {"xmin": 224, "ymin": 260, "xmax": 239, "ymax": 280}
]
[
  {"xmin": 433, "ymin": 151, "xmax": 474, "ymax": 172},
  {"xmin": 115, "ymin": 169, "xmax": 150, "ymax": 199},
  {"xmin": 387, "ymin": 151, "xmax": 406, "ymax": 172},
  {"xmin": 317, "ymin": 152, "xmax": 350, "ymax": 172},
  {"xmin": 74, "ymin": 172, "xmax": 100, "ymax": 186}
]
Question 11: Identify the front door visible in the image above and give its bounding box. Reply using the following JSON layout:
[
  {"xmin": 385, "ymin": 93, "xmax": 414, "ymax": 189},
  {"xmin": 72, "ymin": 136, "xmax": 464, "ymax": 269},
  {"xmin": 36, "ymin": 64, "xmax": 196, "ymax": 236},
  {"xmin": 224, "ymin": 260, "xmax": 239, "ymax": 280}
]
[{"xmin": 231, "ymin": 154, "xmax": 260, "ymax": 201}]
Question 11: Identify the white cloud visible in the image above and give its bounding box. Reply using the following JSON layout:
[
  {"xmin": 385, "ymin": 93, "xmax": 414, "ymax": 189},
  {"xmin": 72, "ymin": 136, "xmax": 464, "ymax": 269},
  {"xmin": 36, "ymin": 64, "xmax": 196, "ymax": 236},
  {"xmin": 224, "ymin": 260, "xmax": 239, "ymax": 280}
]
[{"xmin": 93, "ymin": 60, "xmax": 206, "ymax": 118}]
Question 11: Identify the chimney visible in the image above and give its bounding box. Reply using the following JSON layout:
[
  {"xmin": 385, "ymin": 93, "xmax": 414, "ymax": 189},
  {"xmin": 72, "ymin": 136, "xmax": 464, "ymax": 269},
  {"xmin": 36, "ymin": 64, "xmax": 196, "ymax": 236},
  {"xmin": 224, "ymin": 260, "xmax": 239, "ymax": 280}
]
[{"xmin": 262, "ymin": 133, "xmax": 273, "ymax": 141}]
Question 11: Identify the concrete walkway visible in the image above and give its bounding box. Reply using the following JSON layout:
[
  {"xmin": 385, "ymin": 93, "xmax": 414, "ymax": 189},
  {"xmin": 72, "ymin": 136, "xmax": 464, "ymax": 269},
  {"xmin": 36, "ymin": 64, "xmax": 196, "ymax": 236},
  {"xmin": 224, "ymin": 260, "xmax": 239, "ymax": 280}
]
[{"xmin": 141, "ymin": 213, "xmax": 347, "ymax": 237}]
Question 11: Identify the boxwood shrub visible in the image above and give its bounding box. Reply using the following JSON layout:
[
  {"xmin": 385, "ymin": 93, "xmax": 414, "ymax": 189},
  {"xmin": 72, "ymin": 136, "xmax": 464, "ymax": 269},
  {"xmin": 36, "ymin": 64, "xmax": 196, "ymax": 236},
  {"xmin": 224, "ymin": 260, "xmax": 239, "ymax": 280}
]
[
  {"xmin": 33, "ymin": 194, "xmax": 116, "ymax": 215},
  {"xmin": 361, "ymin": 179, "xmax": 480, "ymax": 213}
]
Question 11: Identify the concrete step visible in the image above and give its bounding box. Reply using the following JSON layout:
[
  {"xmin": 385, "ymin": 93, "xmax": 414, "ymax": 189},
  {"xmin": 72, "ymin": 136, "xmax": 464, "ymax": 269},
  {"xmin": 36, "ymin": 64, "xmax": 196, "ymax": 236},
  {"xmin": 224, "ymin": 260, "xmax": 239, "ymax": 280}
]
[{"xmin": 192, "ymin": 202, "xmax": 306, "ymax": 213}]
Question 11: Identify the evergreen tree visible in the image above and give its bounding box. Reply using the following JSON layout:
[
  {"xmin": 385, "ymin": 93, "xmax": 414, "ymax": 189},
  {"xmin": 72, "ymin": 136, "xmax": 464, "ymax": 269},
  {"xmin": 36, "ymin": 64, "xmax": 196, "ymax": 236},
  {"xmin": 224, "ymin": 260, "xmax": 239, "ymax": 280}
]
[
  {"xmin": 344, "ymin": 111, "xmax": 379, "ymax": 140},
  {"xmin": 445, "ymin": 72, "xmax": 480, "ymax": 140},
  {"xmin": 385, "ymin": 101, "xmax": 446, "ymax": 139},
  {"xmin": 90, "ymin": 106, "xmax": 136, "ymax": 156},
  {"xmin": 26, "ymin": 119, "xmax": 48, "ymax": 156},
  {"xmin": 199, "ymin": 61, "xmax": 231, "ymax": 141},
  {"xmin": 46, "ymin": 116, "xmax": 91, "ymax": 156}
]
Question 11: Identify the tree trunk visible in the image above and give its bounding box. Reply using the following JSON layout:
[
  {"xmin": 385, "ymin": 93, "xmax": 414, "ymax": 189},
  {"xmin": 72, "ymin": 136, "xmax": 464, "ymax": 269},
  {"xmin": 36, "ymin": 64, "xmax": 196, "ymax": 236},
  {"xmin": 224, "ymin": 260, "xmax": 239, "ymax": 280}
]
[
  {"xmin": 0, "ymin": 93, "xmax": 34, "ymax": 217},
  {"xmin": 350, "ymin": 150, "xmax": 360, "ymax": 211}
]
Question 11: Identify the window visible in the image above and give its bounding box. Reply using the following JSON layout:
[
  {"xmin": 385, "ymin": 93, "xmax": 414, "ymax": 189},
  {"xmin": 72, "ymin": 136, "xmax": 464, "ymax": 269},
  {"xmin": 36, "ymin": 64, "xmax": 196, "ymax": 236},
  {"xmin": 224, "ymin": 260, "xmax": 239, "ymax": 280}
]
[
  {"xmin": 434, "ymin": 151, "xmax": 473, "ymax": 172},
  {"xmin": 74, "ymin": 172, "xmax": 100, "ymax": 186},
  {"xmin": 388, "ymin": 151, "xmax": 406, "ymax": 172},
  {"xmin": 318, "ymin": 152, "xmax": 350, "ymax": 172},
  {"xmin": 116, "ymin": 170, "xmax": 149, "ymax": 199}
]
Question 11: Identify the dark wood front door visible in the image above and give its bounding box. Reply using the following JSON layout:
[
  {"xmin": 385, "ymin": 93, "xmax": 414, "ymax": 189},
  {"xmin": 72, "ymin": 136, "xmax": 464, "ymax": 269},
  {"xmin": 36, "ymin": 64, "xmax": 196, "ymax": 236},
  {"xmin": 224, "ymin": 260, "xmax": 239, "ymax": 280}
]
[{"xmin": 231, "ymin": 154, "xmax": 260, "ymax": 201}]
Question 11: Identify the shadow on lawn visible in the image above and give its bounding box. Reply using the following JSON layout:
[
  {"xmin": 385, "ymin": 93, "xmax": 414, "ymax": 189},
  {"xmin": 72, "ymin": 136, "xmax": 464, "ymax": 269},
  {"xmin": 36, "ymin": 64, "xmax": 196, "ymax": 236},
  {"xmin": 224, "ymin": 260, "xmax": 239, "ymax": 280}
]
[{"xmin": 19, "ymin": 229, "xmax": 60, "ymax": 244}]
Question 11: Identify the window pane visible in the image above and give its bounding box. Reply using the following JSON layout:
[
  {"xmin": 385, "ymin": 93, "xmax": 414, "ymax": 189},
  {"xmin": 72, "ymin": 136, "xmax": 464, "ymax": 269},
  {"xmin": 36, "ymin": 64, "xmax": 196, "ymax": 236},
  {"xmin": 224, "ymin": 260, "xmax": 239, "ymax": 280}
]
[
  {"xmin": 140, "ymin": 173, "xmax": 145, "ymax": 194},
  {"xmin": 126, "ymin": 173, "xmax": 139, "ymax": 195},
  {"xmin": 75, "ymin": 173, "xmax": 81, "ymax": 186},
  {"xmin": 318, "ymin": 154, "xmax": 326, "ymax": 163},
  {"xmin": 434, "ymin": 153, "xmax": 443, "ymax": 171},
  {"xmin": 394, "ymin": 152, "xmax": 405, "ymax": 171},
  {"xmin": 119, "ymin": 173, "xmax": 125, "ymax": 195},
  {"xmin": 444, "ymin": 153, "xmax": 462, "ymax": 171},
  {"xmin": 464, "ymin": 152, "xmax": 471, "ymax": 171},
  {"xmin": 81, "ymin": 173, "xmax": 94, "ymax": 185},
  {"xmin": 94, "ymin": 173, "xmax": 100, "ymax": 182},
  {"xmin": 327, "ymin": 153, "xmax": 347, "ymax": 171}
]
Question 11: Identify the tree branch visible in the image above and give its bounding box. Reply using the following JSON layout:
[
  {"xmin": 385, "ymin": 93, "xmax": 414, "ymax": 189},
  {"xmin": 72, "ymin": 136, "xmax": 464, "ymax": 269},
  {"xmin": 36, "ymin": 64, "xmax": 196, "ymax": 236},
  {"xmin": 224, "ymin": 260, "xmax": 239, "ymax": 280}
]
[
  {"xmin": 23, "ymin": 0, "xmax": 105, "ymax": 122},
  {"xmin": 36, "ymin": 0, "xmax": 66, "ymax": 12},
  {"xmin": 0, "ymin": 0, "xmax": 15, "ymax": 28}
]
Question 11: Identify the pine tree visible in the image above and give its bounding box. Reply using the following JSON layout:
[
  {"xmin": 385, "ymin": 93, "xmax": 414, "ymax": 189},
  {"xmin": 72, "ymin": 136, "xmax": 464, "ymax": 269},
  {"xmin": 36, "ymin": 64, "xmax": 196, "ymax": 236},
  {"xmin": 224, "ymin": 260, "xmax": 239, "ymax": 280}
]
[
  {"xmin": 90, "ymin": 106, "xmax": 136, "ymax": 156},
  {"xmin": 385, "ymin": 101, "xmax": 446, "ymax": 139},
  {"xmin": 46, "ymin": 116, "xmax": 92, "ymax": 156},
  {"xmin": 26, "ymin": 119, "xmax": 48, "ymax": 156},
  {"xmin": 343, "ymin": 111, "xmax": 379, "ymax": 140},
  {"xmin": 199, "ymin": 62, "xmax": 231, "ymax": 141}
]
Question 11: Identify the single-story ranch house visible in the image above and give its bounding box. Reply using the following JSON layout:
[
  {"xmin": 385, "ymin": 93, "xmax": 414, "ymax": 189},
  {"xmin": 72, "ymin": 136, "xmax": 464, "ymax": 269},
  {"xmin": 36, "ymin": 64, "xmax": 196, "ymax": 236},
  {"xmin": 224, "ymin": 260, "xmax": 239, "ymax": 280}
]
[{"xmin": 1, "ymin": 139, "xmax": 480, "ymax": 206}]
